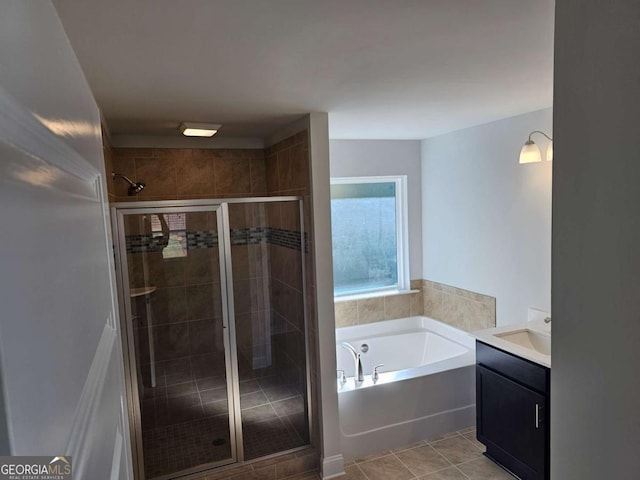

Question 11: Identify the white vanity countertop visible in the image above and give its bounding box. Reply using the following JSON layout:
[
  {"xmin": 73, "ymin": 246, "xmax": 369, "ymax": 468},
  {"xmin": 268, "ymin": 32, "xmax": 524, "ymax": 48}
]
[{"xmin": 473, "ymin": 320, "xmax": 551, "ymax": 368}]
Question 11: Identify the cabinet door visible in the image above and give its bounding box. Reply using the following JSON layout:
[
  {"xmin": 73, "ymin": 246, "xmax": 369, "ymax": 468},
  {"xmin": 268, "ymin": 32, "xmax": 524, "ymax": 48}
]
[{"xmin": 477, "ymin": 365, "xmax": 546, "ymax": 479}]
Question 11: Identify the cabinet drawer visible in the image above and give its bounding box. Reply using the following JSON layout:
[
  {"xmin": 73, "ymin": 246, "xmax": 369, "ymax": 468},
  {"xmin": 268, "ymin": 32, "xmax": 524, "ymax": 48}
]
[{"xmin": 476, "ymin": 341, "xmax": 548, "ymax": 394}]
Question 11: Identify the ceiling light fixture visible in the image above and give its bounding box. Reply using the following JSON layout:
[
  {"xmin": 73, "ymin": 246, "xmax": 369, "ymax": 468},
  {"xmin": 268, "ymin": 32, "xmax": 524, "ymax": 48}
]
[
  {"xmin": 519, "ymin": 130, "xmax": 553, "ymax": 164},
  {"xmin": 179, "ymin": 122, "xmax": 221, "ymax": 137}
]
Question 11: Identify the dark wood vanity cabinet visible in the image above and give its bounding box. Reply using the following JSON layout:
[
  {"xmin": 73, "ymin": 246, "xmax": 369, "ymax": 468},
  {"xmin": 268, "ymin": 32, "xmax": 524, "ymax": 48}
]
[{"xmin": 476, "ymin": 341, "xmax": 550, "ymax": 480}]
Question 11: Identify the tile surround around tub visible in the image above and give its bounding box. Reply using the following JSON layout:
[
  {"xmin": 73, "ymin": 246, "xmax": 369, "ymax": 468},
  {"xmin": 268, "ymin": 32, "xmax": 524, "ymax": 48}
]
[
  {"xmin": 334, "ymin": 281, "xmax": 424, "ymax": 328},
  {"xmin": 422, "ymin": 280, "xmax": 496, "ymax": 332},
  {"xmin": 333, "ymin": 279, "xmax": 494, "ymax": 332}
]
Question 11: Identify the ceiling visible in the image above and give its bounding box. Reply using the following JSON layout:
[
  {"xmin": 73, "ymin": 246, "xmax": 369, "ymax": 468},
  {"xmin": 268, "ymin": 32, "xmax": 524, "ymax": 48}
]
[{"xmin": 53, "ymin": 0, "xmax": 554, "ymax": 140}]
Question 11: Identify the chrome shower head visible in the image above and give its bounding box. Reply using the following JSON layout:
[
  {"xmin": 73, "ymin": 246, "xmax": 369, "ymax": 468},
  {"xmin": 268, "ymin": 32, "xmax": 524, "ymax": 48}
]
[
  {"xmin": 128, "ymin": 181, "xmax": 145, "ymax": 195},
  {"xmin": 112, "ymin": 172, "xmax": 145, "ymax": 196}
]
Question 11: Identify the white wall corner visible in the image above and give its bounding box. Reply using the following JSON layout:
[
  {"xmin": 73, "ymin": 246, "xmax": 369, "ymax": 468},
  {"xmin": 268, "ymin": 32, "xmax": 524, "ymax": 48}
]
[
  {"xmin": 321, "ymin": 454, "xmax": 346, "ymax": 479},
  {"xmin": 308, "ymin": 112, "xmax": 343, "ymax": 466}
]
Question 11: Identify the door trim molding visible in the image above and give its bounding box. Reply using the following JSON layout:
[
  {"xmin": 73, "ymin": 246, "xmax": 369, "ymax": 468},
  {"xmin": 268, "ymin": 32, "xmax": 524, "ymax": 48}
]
[
  {"xmin": 66, "ymin": 320, "xmax": 117, "ymax": 477},
  {"xmin": 0, "ymin": 85, "xmax": 99, "ymax": 183}
]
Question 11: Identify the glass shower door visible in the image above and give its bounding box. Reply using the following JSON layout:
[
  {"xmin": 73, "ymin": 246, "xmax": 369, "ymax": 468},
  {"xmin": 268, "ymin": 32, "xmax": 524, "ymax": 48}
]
[
  {"xmin": 226, "ymin": 200, "xmax": 310, "ymax": 460},
  {"xmin": 116, "ymin": 206, "xmax": 237, "ymax": 479}
]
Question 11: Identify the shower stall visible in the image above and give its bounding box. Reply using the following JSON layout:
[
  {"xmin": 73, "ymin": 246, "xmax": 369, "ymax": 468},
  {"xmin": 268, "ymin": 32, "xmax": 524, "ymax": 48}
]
[{"xmin": 112, "ymin": 197, "xmax": 311, "ymax": 479}]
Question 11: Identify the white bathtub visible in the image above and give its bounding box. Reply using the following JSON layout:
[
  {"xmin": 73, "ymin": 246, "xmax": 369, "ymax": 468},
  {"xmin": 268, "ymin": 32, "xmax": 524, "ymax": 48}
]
[{"xmin": 336, "ymin": 316, "xmax": 476, "ymax": 461}]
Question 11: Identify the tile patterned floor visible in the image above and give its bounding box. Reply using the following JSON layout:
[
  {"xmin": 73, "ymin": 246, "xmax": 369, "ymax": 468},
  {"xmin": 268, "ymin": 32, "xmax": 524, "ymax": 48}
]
[
  {"xmin": 342, "ymin": 428, "xmax": 515, "ymax": 480},
  {"xmin": 181, "ymin": 427, "xmax": 512, "ymax": 480},
  {"xmin": 142, "ymin": 377, "xmax": 308, "ymax": 478},
  {"xmin": 143, "ymin": 416, "xmax": 232, "ymax": 478}
]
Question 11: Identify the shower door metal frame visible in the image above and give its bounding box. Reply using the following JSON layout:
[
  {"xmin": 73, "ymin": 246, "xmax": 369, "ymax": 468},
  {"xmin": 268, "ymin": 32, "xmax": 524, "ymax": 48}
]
[
  {"xmin": 113, "ymin": 203, "xmax": 239, "ymax": 480},
  {"xmin": 112, "ymin": 197, "xmax": 313, "ymax": 480}
]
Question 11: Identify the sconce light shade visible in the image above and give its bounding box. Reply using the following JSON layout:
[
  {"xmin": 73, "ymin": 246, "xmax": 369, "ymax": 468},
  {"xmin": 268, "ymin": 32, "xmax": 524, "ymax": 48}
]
[
  {"xmin": 519, "ymin": 140, "xmax": 542, "ymax": 164},
  {"xmin": 519, "ymin": 131, "xmax": 553, "ymax": 164}
]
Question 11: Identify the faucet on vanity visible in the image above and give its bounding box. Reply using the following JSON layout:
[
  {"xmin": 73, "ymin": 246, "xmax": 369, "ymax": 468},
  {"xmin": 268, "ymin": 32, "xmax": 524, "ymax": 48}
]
[{"xmin": 341, "ymin": 342, "xmax": 364, "ymax": 382}]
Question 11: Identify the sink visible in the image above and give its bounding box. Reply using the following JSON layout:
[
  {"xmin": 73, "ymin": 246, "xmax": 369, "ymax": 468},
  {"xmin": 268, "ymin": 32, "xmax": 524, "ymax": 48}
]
[{"xmin": 494, "ymin": 329, "xmax": 551, "ymax": 355}]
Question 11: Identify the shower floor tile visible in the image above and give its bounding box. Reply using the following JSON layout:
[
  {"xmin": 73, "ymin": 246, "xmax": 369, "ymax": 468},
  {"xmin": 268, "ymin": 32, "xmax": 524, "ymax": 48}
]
[
  {"xmin": 243, "ymin": 416, "xmax": 305, "ymax": 460},
  {"xmin": 143, "ymin": 415, "xmax": 232, "ymax": 479},
  {"xmin": 140, "ymin": 379, "xmax": 309, "ymax": 478}
]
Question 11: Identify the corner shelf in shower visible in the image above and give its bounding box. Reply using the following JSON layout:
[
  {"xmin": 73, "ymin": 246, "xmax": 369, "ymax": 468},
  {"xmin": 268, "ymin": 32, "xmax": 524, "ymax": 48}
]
[{"xmin": 130, "ymin": 286, "xmax": 157, "ymax": 298}]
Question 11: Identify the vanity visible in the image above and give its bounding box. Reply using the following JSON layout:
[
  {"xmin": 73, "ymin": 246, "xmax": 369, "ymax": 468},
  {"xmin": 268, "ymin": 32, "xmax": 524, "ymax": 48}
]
[{"xmin": 473, "ymin": 321, "xmax": 551, "ymax": 480}]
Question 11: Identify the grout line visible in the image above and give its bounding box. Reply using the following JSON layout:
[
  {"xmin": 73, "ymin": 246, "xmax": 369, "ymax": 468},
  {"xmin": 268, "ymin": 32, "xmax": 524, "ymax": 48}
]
[
  {"xmin": 452, "ymin": 464, "xmax": 473, "ymax": 480},
  {"xmin": 354, "ymin": 452, "xmax": 395, "ymax": 465},
  {"xmin": 456, "ymin": 433, "xmax": 485, "ymax": 454},
  {"xmin": 427, "ymin": 443, "xmax": 456, "ymax": 469},
  {"xmin": 390, "ymin": 450, "xmax": 420, "ymax": 478},
  {"xmin": 191, "ymin": 355, "xmax": 205, "ymax": 413},
  {"xmin": 353, "ymin": 463, "xmax": 370, "ymax": 480},
  {"xmin": 392, "ymin": 444, "xmax": 455, "ymax": 479},
  {"xmin": 428, "ymin": 431, "xmax": 463, "ymax": 445},
  {"xmin": 455, "ymin": 456, "xmax": 486, "ymax": 468}
]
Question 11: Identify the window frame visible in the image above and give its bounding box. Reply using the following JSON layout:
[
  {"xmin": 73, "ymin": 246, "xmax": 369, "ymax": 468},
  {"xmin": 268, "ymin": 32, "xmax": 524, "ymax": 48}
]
[{"xmin": 330, "ymin": 175, "xmax": 410, "ymax": 300}]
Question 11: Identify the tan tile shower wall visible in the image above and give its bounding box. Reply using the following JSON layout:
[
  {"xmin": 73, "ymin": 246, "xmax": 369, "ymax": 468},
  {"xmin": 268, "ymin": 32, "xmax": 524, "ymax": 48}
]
[
  {"xmin": 264, "ymin": 131, "xmax": 310, "ymax": 197},
  {"xmin": 267, "ymin": 202, "xmax": 307, "ymax": 432},
  {"xmin": 422, "ymin": 279, "xmax": 496, "ymax": 332},
  {"xmin": 334, "ymin": 285, "xmax": 424, "ymax": 328},
  {"xmin": 227, "ymin": 204, "xmax": 272, "ymax": 359},
  {"xmin": 108, "ymin": 147, "xmax": 266, "ymax": 202},
  {"xmin": 127, "ymin": 211, "xmax": 227, "ymax": 396},
  {"xmin": 106, "ymin": 129, "xmax": 320, "ymax": 461},
  {"xmin": 265, "ymin": 131, "xmax": 320, "ymax": 447}
]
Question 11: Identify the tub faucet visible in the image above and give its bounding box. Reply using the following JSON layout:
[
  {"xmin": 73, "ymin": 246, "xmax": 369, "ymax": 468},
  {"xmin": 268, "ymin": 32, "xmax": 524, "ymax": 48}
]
[
  {"xmin": 544, "ymin": 316, "xmax": 552, "ymax": 324},
  {"xmin": 341, "ymin": 342, "xmax": 364, "ymax": 382}
]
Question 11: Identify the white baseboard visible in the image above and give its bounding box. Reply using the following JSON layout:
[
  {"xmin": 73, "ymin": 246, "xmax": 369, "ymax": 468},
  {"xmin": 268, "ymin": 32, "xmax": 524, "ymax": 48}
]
[{"xmin": 321, "ymin": 454, "xmax": 345, "ymax": 479}]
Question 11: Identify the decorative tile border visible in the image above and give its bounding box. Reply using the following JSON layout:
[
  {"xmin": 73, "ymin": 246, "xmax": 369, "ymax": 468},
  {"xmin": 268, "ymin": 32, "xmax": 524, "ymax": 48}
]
[
  {"xmin": 186, "ymin": 230, "xmax": 218, "ymax": 249},
  {"xmin": 230, "ymin": 227, "xmax": 268, "ymax": 246},
  {"xmin": 126, "ymin": 227, "xmax": 304, "ymax": 254},
  {"xmin": 126, "ymin": 234, "xmax": 172, "ymax": 253},
  {"xmin": 269, "ymin": 228, "xmax": 307, "ymax": 252}
]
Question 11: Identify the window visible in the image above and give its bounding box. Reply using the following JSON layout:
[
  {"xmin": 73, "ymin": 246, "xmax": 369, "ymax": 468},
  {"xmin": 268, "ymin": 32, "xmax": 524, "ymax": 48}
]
[
  {"xmin": 150, "ymin": 213, "xmax": 187, "ymax": 259},
  {"xmin": 330, "ymin": 176, "xmax": 409, "ymax": 298}
]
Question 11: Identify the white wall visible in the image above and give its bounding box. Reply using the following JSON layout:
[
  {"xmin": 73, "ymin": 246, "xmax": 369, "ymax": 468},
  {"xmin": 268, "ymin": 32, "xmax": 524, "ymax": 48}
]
[
  {"xmin": 421, "ymin": 109, "xmax": 552, "ymax": 325},
  {"xmin": 552, "ymin": 1, "xmax": 640, "ymax": 477},
  {"xmin": 0, "ymin": 2, "xmax": 132, "ymax": 477},
  {"xmin": 310, "ymin": 116, "xmax": 344, "ymax": 479},
  {"xmin": 329, "ymin": 140, "xmax": 423, "ymax": 280}
]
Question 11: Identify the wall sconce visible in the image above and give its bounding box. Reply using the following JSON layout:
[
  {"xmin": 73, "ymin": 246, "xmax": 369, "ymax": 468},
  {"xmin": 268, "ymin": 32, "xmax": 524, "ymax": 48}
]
[{"xmin": 519, "ymin": 131, "xmax": 553, "ymax": 164}]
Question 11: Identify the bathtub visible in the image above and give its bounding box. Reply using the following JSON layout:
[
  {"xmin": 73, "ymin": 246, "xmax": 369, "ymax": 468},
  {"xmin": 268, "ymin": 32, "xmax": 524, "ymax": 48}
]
[{"xmin": 336, "ymin": 316, "xmax": 476, "ymax": 461}]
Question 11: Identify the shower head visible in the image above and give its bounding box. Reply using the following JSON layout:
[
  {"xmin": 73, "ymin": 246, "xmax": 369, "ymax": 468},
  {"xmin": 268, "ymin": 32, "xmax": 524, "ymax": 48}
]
[
  {"xmin": 128, "ymin": 181, "xmax": 146, "ymax": 195},
  {"xmin": 112, "ymin": 172, "xmax": 146, "ymax": 196}
]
